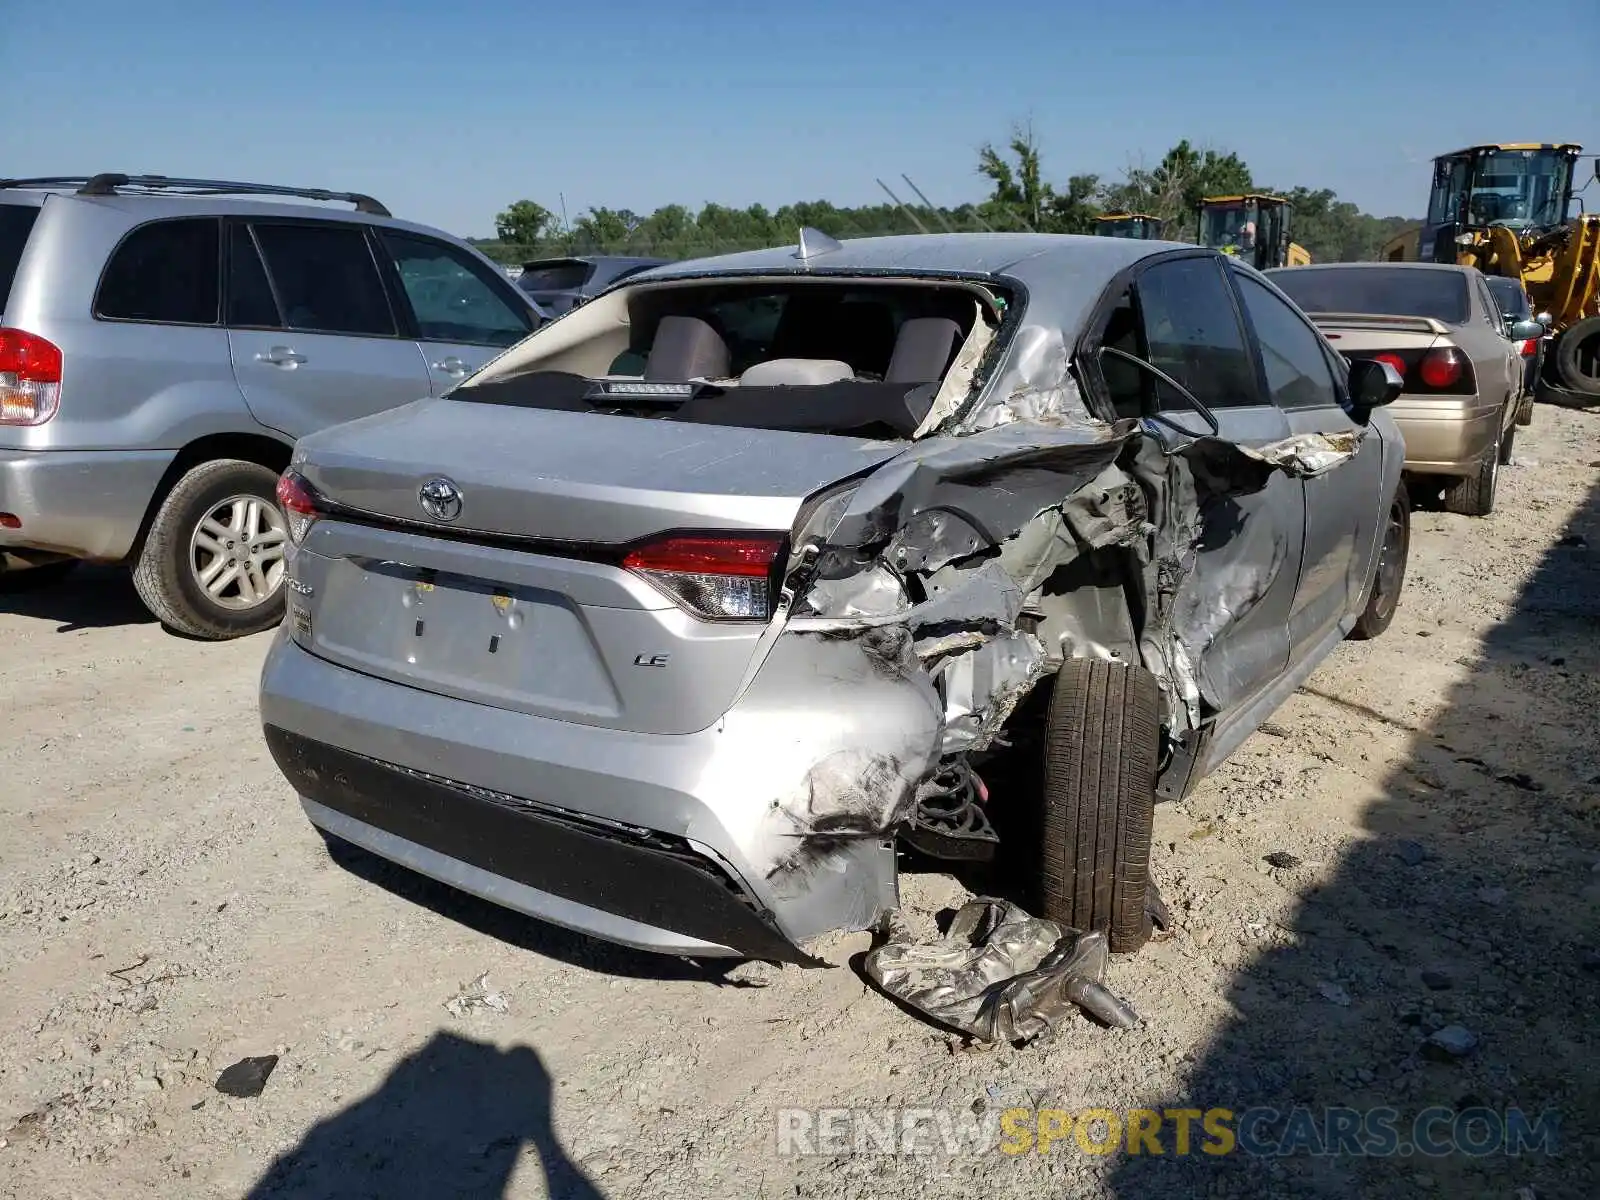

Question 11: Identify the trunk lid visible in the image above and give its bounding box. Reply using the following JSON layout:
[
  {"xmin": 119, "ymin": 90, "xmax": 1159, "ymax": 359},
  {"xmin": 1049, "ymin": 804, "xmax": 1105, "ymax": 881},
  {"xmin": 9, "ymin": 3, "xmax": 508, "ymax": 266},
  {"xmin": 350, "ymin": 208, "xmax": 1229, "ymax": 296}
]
[
  {"xmin": 295, "ymin": 398, "xmax": 903, "ymax": 543},
  {"xmin": 1309, "ymin": 314, "xmax": 1447, "ymax": 360},
  {"xmin": 289, "ymin": 399, "xmax": 905, "ymax": 735}
]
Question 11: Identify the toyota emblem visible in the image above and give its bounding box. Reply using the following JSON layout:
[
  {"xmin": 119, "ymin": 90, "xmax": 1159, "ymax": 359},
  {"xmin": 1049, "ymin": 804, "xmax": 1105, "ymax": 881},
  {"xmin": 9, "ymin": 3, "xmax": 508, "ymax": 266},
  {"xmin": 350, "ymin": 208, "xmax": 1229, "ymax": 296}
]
[{"xmin": 418, "ymin": 477, "xmax": 463, "ymax": 523}]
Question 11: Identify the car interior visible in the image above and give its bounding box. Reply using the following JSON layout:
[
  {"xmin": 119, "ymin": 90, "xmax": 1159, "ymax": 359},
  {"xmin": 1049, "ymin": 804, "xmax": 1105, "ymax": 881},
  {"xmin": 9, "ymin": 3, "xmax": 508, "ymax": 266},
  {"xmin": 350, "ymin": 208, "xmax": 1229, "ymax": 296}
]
[{"xmin": 457, "ymin": 279, "xmax": 999, "ymax": 439}]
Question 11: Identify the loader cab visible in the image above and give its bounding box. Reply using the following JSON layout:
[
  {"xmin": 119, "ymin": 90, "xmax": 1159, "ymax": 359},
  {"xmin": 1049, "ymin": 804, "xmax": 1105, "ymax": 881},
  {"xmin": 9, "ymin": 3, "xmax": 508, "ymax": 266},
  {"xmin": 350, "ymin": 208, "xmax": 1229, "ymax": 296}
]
[
  {"xmin": 1094, "ymin": 212, "xmax": 1165, "ymax": 240},
  {"xmin": 1418, "ymin": 143, "xmax": 1580, "ymax": 262},
  {"xmin": 1196, "ymin": 194, "xmax": 1308, "ymax": 269}
]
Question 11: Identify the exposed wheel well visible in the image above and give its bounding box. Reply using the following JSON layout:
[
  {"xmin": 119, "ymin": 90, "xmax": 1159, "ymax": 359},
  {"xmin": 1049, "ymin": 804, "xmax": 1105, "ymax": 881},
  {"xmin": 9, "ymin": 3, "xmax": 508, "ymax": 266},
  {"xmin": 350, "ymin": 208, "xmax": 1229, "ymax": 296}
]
[{"xmin": 126, "ymin": 433, "xmax": 294, "ymax": 563}]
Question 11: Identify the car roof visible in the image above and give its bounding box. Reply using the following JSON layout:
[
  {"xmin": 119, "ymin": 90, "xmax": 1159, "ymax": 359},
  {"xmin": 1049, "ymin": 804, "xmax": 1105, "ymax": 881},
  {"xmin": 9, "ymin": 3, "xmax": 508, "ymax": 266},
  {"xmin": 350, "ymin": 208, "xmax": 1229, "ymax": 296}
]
[
  {"xmin": 1265, "ymin": 261, "xmax": 1476, "ymax": 276},
  {"xmin": 0, "ymin": 186, "xmax": 456, "ymax": 242},
  {"xmin": 638, "ymin": 232, "xmax": 1186, "ymax": 293}
]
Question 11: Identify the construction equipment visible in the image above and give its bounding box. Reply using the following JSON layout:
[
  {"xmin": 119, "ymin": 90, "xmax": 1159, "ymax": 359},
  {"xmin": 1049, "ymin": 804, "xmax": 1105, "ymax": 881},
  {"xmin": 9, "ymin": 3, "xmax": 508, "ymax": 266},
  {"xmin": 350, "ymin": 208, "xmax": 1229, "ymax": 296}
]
[
  {"xmin": 1380, "ymin": 143, "xmax": 1600, "ymax": 395},
  {"xmin": 1196, "ymin": 194, "xmax": 1311, "ymax": 269},
  {"xmin": 1094, "ymin": 212, "xmax": 1165, "ymax": 240}
]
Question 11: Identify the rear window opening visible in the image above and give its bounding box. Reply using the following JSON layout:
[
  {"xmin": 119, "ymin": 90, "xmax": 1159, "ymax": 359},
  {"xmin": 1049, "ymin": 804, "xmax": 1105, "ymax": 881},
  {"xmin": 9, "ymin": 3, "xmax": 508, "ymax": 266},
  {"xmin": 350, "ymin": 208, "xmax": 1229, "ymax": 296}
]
[
  {"xmin": 518, "ymin": 259, "xmax": 596, "ymax": 293},
  {"xmin": 455, "ymin": 277, "xmax": 1002, "ymax": 440},
  {"xmin": 0, "ymin": 203, "xmax": 41, "ymax": 313},
  {"xmin": 1268, "ymin": 266, "xmax": 1470, "ymax": 325}
]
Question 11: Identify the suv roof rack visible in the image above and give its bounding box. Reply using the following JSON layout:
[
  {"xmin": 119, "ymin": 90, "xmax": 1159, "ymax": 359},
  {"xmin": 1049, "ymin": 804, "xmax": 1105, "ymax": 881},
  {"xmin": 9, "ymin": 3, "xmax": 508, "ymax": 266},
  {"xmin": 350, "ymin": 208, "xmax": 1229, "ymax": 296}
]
[{"xmin": 0, "ymin": 174, "xmax": 391, "ymax": 217}]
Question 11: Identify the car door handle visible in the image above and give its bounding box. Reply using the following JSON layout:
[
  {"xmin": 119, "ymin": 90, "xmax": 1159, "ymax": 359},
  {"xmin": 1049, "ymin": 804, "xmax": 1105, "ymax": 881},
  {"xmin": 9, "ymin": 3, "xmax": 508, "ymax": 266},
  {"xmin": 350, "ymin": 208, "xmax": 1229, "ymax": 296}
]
[
  {"xmin": 256, "ymin": 346, "xmax": 307, "ymax": 368},
  {"xmin": 431, "ymin": 356, "xmax": 470, "ymax": 376}
]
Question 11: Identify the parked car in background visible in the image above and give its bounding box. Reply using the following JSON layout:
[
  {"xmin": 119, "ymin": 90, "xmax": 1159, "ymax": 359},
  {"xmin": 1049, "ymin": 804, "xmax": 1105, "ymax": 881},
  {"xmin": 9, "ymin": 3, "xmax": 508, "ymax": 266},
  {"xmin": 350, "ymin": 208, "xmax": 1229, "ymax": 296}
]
[
  {"xmin": 0, "ymin": 174, "xmax": 541, "ymax": 633},
  {"xmin": 1484, "ymin": 274, "xmax": 1544, "ymax": 425},
  {"xmin": 262, "ymin": 232, "xmax": 1408, "ymax": 966},
  {"xmin": 516, "ymin": 255, "xmax": 670, "ymax": 317},
  {"xmin": 1266, "ymin": 262, "xmax": 1540, "ymax": 517}
]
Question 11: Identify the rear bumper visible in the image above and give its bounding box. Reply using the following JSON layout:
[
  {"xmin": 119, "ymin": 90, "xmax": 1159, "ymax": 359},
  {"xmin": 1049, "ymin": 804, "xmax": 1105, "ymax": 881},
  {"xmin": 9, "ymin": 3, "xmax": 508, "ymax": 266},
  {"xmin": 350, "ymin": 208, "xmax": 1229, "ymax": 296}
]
[
  {"xmin": 270, "ymin": 728, "xmax": 813, "ymax": 962},
  {"xmin": 259, "ymin": 631, "xmax": 926, "ymax": 960},
  {"xmin": 0, "ymin": 448, "xmax": 173, "ymax": 560},
  {"xmin": 1389, "ymin": 395, "xmax": 1501, "ymax": 476}
]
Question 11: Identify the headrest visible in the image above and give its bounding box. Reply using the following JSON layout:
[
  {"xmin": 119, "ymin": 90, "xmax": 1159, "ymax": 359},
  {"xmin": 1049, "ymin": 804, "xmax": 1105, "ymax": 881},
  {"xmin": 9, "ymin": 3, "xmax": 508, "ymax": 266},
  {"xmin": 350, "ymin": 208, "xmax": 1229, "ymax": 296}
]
[
  {"xmin": 738, "ymin": 358, "xmax": 855, "ymax": 387},
  {"xmin": 885, "ymin": 317, "xmax": 963, "ymax": 383},
  {"xmin": 645, "ymin": 316, "xmax": 730, "ymax": 381}
]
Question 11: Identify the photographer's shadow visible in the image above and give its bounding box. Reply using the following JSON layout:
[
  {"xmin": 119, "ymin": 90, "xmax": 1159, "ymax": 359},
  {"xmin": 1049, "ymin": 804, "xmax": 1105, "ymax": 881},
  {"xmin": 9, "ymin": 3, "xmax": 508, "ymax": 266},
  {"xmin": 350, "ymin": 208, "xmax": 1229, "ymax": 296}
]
[{"xmin": 248, "ymin": 1032, "xmax": 603, "ymax": 1199}]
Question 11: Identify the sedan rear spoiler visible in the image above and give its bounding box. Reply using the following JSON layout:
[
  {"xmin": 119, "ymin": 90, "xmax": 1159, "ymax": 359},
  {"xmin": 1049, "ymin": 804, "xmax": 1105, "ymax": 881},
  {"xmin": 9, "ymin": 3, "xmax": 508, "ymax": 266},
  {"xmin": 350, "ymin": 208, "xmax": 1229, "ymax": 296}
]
[{"xmin": 1305, "ymin": 312, "xmax": 1453, "ymax": 336}]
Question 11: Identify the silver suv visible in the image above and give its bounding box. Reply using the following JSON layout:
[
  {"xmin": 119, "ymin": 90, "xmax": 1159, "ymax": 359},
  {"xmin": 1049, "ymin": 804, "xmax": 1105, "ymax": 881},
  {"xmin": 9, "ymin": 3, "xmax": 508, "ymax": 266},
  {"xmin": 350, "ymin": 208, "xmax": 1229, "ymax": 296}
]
[{"xmin": 0, "ymin": 174, "xmax": 540, "ymax": 637}]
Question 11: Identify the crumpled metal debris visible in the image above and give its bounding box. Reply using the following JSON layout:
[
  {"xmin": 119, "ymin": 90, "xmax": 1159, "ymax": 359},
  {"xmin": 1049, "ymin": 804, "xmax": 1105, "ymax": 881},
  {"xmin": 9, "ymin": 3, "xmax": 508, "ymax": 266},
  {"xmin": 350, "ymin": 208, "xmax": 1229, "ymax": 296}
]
[
  {"xmin": 864, "ymin": 898, "xmax": 1140, "ymax": 1044},
  {"xmin": 1239, "ymin": 430, "xmax": 1365, "ymax": 477},
  {"xmin": 444, "ymin": 971, "xmax": 510, "ymax": 1017}
]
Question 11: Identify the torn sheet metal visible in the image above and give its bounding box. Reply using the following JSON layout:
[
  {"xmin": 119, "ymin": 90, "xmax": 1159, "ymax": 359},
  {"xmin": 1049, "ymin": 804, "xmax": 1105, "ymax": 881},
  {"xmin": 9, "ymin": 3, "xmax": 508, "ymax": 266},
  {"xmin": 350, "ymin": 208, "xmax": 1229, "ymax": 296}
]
[
  {"xmin": 933, "ymin": 629, "xmax": 1046, "ymax": 754},
  {"xmin": 912, "ymin": 300, "xmax": 998, "ymax": 437},
  {"xmin": 865, "ymin": 898, "xmax": 1139, "ymax": 1043},
  {"xmin": 960, "ymin": 325, "xmax": 1095, "ymax": 434},
  {"xmin": 1239, "ymin": 429, "xmax": 1365, "ymax": 478}
]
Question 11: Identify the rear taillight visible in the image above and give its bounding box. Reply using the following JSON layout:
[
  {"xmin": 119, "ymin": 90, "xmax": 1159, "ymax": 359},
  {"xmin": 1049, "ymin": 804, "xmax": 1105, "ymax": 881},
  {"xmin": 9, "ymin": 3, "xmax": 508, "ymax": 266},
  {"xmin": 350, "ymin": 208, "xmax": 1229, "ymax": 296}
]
[
  {"xmin": 1518, "ymin": 338, "xmax": 1539, "ymax": 357},
  {"xmin": 275, "ymin": 470, "xmax": 322, "ymax": 544},
  {"xmin": 622, "ymin": 533, "xmax": 785, "ymax": 621},
  {"xmin": 0, "ymin": 328, "xmax": 62, "ymax": 426},
  {"xmin": 1372, "ymin": 353, "xmax": 1408, "ymax": 377},
  {"xmin": 1418, "ymin": 347, "xmax": 1464, "ymax": 390}
]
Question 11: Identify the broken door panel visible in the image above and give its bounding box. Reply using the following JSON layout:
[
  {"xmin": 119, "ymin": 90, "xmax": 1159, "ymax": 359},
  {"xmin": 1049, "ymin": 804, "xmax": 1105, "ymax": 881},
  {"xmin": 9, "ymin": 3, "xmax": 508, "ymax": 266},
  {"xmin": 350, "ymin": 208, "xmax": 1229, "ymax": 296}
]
[{"xmin": 1171, "ymin": 404, "xmax": 1306, "ymax": 716}]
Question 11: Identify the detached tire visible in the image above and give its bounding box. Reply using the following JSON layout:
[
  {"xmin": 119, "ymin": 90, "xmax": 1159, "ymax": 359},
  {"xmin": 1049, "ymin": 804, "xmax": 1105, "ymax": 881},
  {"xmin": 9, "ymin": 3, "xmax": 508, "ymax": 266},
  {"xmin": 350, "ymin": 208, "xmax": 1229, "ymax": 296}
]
[
  {"xmin": 1440, "ymin": 442, "xmax": 1499, "ymax": 517},
  {"xmin": 1553, "ymin": 316, "xmax": 1600, "ymax": 396},
  {"xmin": 1040, "ymin": 658, "xmax": 1160, "ymax": 953},
  {"xmin": 133, "ymin": 459, "xmax": 289, "ymax": 640},
  {"xmin": 1349, "ymin": 479, "xmax": 1409, "ymax": 641}
]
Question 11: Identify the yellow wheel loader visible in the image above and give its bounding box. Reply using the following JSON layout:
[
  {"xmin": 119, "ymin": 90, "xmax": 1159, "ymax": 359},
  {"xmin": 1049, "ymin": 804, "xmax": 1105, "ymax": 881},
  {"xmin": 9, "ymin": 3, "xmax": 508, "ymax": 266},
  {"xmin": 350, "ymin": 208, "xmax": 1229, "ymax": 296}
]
[
  {"xmin": 1094, "ymin": 212, "xmax": 1166, "ymax": 239},
  {"xmin": 1196, "ymin": 194, "xmax": 1311, "ymax": 269},
  {"xmin": 1381, "ymin": 143, "xmax": 1600, "ymax": 395}
]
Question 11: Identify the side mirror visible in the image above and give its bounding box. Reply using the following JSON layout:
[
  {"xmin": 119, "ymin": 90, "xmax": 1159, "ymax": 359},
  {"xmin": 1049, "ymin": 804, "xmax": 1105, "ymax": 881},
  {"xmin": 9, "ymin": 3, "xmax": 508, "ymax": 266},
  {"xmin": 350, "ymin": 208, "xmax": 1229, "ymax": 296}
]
[
  {"xmin": 1509, "ymin": 318, "xmax": 1545, "ymax": 341},
  {"xmin": 1347, "ymin": 358, "xmax": 1403, "ymax": 421}
]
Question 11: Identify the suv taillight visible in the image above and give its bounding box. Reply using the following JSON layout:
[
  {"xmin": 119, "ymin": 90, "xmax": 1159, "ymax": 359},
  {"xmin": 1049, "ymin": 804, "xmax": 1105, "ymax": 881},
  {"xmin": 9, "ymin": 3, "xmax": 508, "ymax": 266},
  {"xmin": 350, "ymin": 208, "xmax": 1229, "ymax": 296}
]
[
  {"xmin": 275, "ymin": 470, "xmax": 323, "ymax": 544},
  {"xmin": 622, "ymin": 533, "xmax": 785, "ymax": 621},
  {"xmin": 0, "ymin": 328, "xmax": 62, "ymax": 425}
]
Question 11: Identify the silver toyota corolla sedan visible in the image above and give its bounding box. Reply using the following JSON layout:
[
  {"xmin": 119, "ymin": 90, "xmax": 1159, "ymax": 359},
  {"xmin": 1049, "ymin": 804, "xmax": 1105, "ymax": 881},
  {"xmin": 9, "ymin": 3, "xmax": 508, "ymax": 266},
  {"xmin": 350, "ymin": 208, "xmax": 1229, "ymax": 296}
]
[{"xmin": 258, "ymin": 232, "xmax": 1408, "ymax": 964}]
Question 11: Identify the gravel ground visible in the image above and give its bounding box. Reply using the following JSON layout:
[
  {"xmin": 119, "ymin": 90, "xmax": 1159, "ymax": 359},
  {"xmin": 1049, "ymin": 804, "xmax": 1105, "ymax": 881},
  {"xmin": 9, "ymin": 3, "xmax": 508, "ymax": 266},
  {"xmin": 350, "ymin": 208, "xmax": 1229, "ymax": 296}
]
[{"xmin": 2, "ymin": 405, "xmax": 1597, "ymax": 1200}]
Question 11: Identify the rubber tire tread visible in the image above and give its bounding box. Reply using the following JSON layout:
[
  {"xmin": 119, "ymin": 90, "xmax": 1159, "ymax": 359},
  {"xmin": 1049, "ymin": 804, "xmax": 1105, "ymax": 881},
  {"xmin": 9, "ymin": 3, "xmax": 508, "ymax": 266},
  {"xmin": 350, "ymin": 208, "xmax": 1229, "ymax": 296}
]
[
  {"xmin": 1440, "ymin": 444, "xmax": 1498, "ymax": 517},
  {"xmin": 1040, "ymin": 659, "xmax": 1160, "ymax": 953},
  {"xmin": 132, "ymin": 459, "xmax": 286, "ymax": 640}
]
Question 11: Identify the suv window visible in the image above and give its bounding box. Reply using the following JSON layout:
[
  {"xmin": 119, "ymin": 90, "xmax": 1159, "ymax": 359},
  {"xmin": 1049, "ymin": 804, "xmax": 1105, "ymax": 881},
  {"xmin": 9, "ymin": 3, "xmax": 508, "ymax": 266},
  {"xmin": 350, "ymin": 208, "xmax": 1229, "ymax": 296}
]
[
  {"xmin": 226, "ymin": 224, "xmax": 281, "ymax": 327},
  {"xmin": 250, "ymin": 222, "xmax": 395, "ymax": 337},
  {"xmin": 1235, "ymin": 274, "xmax": 1341, "ymax": 410},
  {"xmin": 1135, "ymin": 256, "xmax": 1258, "ymax": 409},
  {"xmin": 0, "ymin": 204, "xmax": 40, "ymax": 312},
  {"xmin": 95, "ymin": 218, "xmax": 220, "ymax": 325},
  {"xmin": 381, "ymin": 232, "xmax": 531, "ymax": 348}
]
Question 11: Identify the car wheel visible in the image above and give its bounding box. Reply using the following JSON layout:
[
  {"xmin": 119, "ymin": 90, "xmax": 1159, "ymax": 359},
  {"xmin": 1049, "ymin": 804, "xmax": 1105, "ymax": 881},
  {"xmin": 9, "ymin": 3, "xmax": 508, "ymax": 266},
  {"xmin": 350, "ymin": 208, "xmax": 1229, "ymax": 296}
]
[
  {"xmin": 1440, "ymin": 443, "xmax": 1498, "ymax": 517},
  {"xmin": 1039, "ymin": 658, "xmax": 1160, "ymax": 953},
  {"xmin": 1515, "ymin": 394, "xmax": 1534, "ymax": 427},
  {"xmin": 1497, "ymin": 423, "xmax": 1517, "ymax": 465},
  {"xmin": 1553, "ymin": 315, "xmax": 1600, "ymax": 396},
  {"xmin": 132, "ymin": 459, "xmax": 289, "ymax": 639},
  {"xmin": 0, "ymin": 559, "xmax": 79, "ymax": 593},
  {"xmin": 1349, "ymin": 480, "xmax": 1409, "ymax": 641}
]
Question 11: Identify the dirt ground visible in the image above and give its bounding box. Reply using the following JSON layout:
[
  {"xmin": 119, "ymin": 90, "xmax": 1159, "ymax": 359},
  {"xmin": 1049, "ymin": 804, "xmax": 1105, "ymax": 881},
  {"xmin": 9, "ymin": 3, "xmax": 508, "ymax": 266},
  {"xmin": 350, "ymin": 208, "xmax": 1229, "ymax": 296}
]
[{"xmin": 2, "ymin": 404, "xmax": 1597, "ymax": 1200}]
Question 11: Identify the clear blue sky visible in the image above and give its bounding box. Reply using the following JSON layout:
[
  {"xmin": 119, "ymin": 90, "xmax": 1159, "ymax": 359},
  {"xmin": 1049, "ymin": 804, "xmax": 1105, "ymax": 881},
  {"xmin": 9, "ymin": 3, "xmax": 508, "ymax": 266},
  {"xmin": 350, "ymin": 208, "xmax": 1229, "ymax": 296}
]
[{"xmin": 4, "ymin": 0, "xmax": 1596, "ymax": 237}]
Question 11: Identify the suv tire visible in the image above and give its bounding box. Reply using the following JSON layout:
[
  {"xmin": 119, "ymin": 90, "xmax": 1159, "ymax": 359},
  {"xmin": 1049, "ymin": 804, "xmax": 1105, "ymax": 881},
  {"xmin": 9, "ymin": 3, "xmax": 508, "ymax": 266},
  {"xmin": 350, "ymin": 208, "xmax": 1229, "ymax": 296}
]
[
  {"xmin": 1039, "ymin": 658, "xmax": 1160, "ymax": 953},
  {"xmin": 1349, "ymin": 480, "xmax": 1409, "ymax": 640},
  {"xmin": 133, "ymin": 459, "xmax": 289, "ymax": 639},
  {"xmin": 1440, "ymin": 442, "xmax": 1498, "ymax": 517}
]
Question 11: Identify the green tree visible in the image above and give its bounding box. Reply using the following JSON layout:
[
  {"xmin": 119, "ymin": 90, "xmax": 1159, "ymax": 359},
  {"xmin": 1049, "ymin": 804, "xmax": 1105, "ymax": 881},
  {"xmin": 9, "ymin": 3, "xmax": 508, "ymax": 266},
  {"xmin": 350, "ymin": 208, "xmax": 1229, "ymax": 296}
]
[
  {"xmin": 978, "ymin": 124, "xmax": 1053, "ymax": 230},
  {"xmin": 493, "ymin": 199, "xmax": 554, "ymax": 246}
]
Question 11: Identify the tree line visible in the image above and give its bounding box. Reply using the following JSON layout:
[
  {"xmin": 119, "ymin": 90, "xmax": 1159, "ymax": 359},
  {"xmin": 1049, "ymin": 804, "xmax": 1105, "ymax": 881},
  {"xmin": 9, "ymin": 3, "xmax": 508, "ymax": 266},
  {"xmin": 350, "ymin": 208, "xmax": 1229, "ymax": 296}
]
[{"xmin": 476, "ymin": 127, "xmax": 1418, "ymax": 266}]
